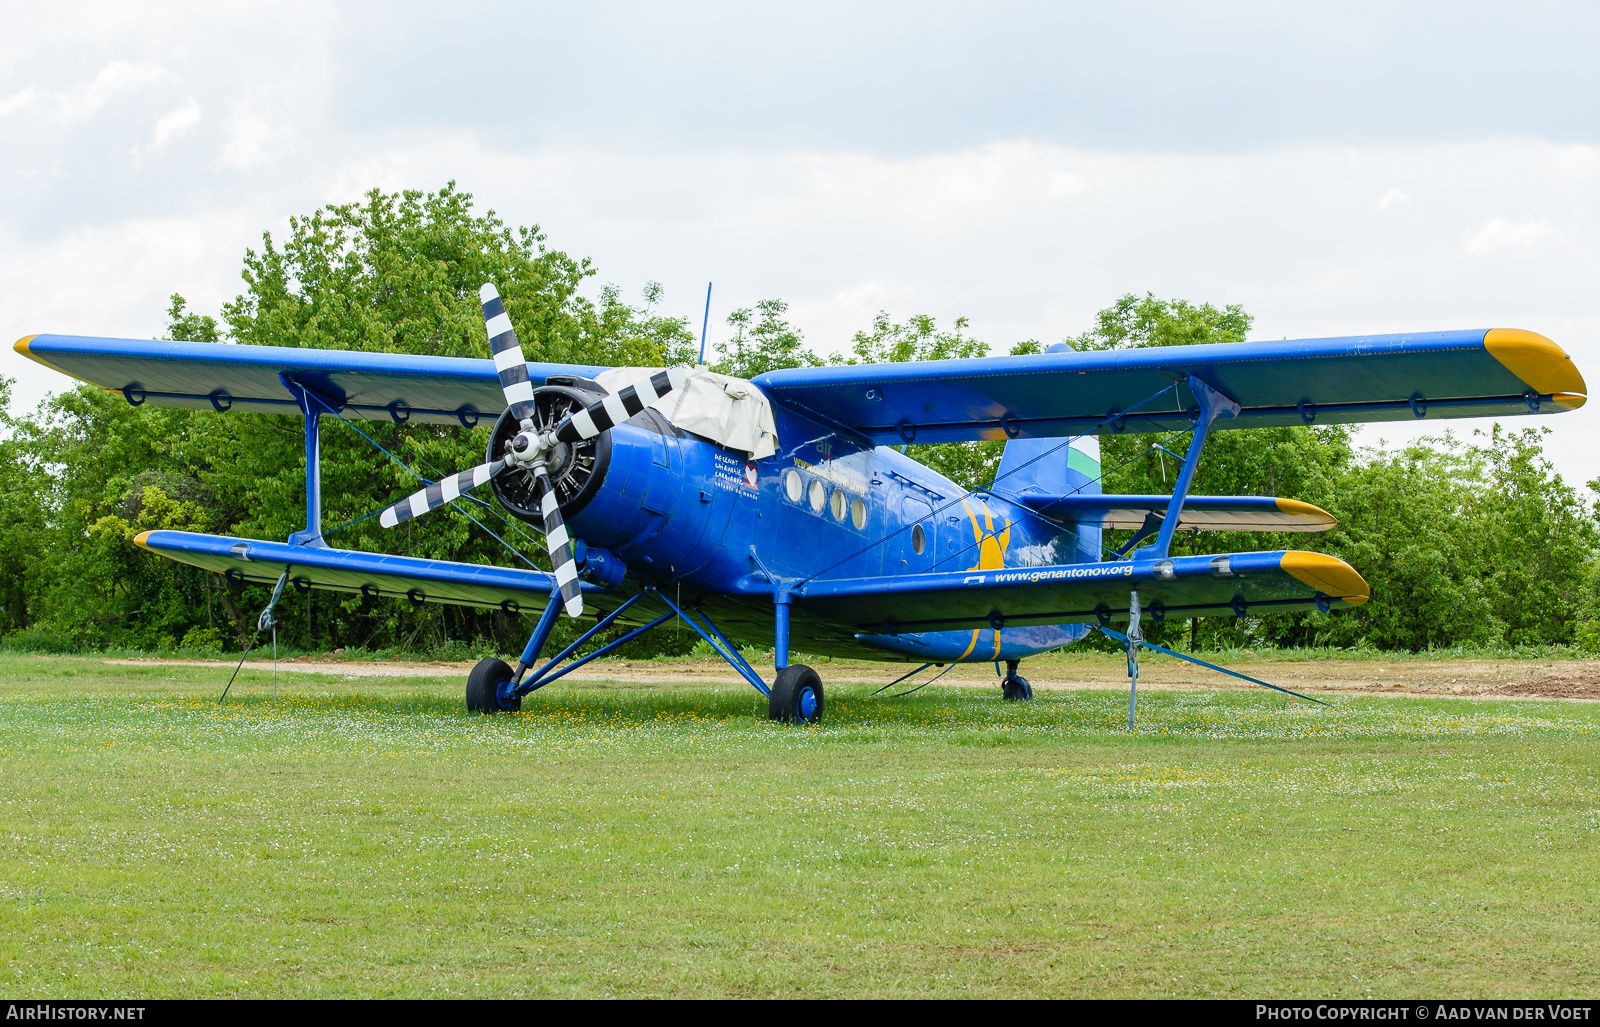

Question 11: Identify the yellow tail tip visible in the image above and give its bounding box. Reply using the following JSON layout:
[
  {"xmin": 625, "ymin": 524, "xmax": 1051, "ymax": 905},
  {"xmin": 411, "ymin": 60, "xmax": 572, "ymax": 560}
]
[
  {"xmin": 1273, "ymin": 497, "xmax": 1338, "ymax": 529},
  {"xmin": 13, "ymin": 335, "xmax": 37, "ymax": 356},
  {"xmin": 133, "ymin": 531, "xmax": 153, "ymax": 548},
  {"xmin": 1280, "ymin": 551, "xmax": 1370, "ymax": 605},
  {"xmin": 1484, "ymin": 329, "xmax": 1587, "ymax": 401}
]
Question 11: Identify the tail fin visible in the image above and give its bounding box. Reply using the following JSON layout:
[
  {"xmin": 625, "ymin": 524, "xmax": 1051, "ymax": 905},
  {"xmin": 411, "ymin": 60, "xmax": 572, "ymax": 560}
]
[
  {"xmin": 991, "ymin": 345, "xmax": 1104, "ymax": 561},
  {"xmin": 994, "ymin": 434, "xmax": 1102, "ymax": 500},
  {"xmin": 993, "ymin": 344, "xmax": 1102, "ymax": 500}
]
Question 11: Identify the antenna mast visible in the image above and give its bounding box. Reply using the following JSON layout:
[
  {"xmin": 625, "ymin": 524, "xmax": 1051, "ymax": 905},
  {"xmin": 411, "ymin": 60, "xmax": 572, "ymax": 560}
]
[{"xmin": 697, "ymin": 281, "xmax": 713, "ymax": 366}]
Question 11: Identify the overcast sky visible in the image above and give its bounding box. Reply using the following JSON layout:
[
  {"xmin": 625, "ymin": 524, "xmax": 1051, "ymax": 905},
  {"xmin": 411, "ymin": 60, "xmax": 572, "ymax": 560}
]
[{"xmin": 4, "ymin": 1, "xmax": 1598, "ymax": 483}]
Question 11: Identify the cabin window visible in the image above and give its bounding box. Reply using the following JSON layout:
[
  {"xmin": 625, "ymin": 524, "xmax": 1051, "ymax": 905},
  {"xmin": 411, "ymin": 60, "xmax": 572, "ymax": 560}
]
[
  {"xmin": 911, "ymin": 523, "xmax": 926, "ymax": 555},
  {"xmin": 830, "ymin": 488, "xmax": 847, "ymax": 521},
  {"xmin": 851, "ymin": 496, "xmax": 867, "ymax": 529},
  {"xmin": 809, "ymin": 478, "xmax": 826, "ymax": 512},
  {"xmin": 785, "ymin": 468, "xmax": 803, "ymax": 502}
]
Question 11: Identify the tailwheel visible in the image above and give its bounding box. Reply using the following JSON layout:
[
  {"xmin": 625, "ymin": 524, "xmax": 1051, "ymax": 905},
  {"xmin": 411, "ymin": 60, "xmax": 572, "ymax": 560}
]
[
  {"xmin": 769, "ymin": 664, "xmax": 824, "ymax": 724},
  {"xmin": 1001, "ymin": 676, "xmax": 1033, "ymax": 701},
  {"xmin": 1001, "ymin": 659, "xmax": 1033, "ymax": 701},
  {"xmin": 467, "ymin": 657, "xmax": 521, "ymax": 714}
]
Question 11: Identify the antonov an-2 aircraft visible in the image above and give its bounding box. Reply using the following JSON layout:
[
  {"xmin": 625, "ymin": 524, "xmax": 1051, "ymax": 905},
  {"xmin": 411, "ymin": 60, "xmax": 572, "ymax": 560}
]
[{"xmin": 13, "ymin": 286, "xmax": 1587, "ymax": 724}]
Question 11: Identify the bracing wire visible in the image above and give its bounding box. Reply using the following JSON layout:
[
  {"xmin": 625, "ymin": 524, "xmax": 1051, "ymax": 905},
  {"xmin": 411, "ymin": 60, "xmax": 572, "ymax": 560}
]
[
  {"xmin": 867, "ymin": 662, "xmax": 934, "ymax": 697},
  {"xmin": 884, "ymin": 662, "xmax": 957, "ymax": 698},
  {"xmin": 793, "ymin": 382, "xmax": 1184, "ymax": 587},
  {"xmin": 295, "ymin": 391, "xmax": 545, "ymax": 571}
]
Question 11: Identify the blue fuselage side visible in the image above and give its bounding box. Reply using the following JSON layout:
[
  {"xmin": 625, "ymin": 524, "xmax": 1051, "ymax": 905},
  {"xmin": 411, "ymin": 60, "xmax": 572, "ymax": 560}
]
[{"xmin": 566, "ymin": 403, "xmax": 1100, "ymax": 662}]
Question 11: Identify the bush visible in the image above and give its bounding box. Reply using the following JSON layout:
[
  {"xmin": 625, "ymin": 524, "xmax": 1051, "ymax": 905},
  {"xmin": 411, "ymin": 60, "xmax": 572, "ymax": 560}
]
[
  {"xmin": 180, "ymin": 627, "xmax": 226, "ymax": 653},
  {"xmin": 1, "ymin": 626, "xmax": 79, "ymax": 654}
]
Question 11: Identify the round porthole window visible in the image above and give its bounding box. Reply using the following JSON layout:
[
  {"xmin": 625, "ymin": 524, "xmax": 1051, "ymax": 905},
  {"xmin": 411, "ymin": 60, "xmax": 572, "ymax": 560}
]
[
  {"xmin": 830, "ymin": 488, "xmax": 847, "ymax": 521},
  {"xmin": 785, "ymin": 468, "xmax": 803, "ymax": 502},
  {"xmin": 911, "ymin": 523, "xmax": 926, "ymax": 555},
  {"xmin": 809, "ymin": 478, "xmax": 826, "ymax": 512},
  {"xmin": 851, "ymin": 496, "xmax": 867, "ymax": 529}
]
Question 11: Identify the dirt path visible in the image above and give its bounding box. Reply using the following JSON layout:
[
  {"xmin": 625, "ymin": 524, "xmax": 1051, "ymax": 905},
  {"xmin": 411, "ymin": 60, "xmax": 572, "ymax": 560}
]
[{"xmin": 98, "ymin": 654, "xmax": 1600, "ymax": 700}]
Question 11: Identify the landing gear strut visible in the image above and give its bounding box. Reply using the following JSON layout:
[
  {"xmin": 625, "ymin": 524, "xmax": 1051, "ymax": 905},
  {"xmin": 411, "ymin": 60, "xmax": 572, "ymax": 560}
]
[{"xmin": 1000, "ymin": 659, "xmax": 1033, "ymax": 701}]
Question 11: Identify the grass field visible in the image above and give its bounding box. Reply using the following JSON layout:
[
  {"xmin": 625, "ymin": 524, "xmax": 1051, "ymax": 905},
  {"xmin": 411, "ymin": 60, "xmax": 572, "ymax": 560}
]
[{"xmin": 1, "ymin": 652, "xmax": 1597, "ymax": 998}]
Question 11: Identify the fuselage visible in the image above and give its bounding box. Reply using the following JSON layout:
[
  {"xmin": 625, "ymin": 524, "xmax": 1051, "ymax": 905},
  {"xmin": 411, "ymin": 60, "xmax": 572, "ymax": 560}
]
[{"xmin": 565, "ymin": 402, "xmax": 1098, "ymax": 662}]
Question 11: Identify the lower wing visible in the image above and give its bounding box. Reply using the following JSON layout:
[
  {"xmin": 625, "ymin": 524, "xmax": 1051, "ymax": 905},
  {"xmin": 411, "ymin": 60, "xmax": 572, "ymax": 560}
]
[
  {"xmin": 796, "ymin": 550, "xmax": 1367, "ymax": 632},
  {"xmin": 135, "ymin": 530, "xmax": 586, "ymax": 615}
]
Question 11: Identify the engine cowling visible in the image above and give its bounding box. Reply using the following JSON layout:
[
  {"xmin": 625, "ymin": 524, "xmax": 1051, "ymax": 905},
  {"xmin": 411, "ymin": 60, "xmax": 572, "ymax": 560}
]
[{"xmin": 487, "ymin": 381, "xmax": 612, "ymax": 523}]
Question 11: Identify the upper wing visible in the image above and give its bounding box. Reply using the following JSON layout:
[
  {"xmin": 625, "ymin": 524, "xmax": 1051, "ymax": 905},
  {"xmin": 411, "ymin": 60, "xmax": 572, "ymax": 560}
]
[
  {"xmin": 14, "ymin": 334, "xmax": 608, "ymax": 425},
  {"xmin": 753, "ymin": 329, "xmax": 1587, "ymax": 444},
  {"xmin": 797, "ymin": 550, "xmax": 1369, "ymax": 633},
  {"xmin": 1017, "ymin": 494, "xmax": 1336, "ymax": 532}
]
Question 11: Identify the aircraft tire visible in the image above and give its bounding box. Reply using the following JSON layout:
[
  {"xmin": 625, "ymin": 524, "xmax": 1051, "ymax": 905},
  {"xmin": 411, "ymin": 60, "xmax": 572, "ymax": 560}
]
[
  {"xmin": 467, "ymin": 657, "xmax": 520, "ymax": 714},
  {"xmin": 1001, "ymin": 675, "xmax": 1033, "ymax": 701},
  {"xmin": 768, "ymin": 664, "xmax": 824, "ymax": 724}
]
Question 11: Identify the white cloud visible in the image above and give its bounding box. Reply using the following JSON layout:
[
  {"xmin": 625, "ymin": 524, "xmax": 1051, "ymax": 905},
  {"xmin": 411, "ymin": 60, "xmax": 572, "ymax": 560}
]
[
  {"xmin": 0, "ymin": 87, "xmax": 38, "ymax": 116},
  {"xmin": 1462, "ymin": 216, "xmax": 1564, "ymax": 256},
  {"xmin": 214, "ymin": 91, "xmax": 293, "ymax": 171},
  {"xmin": 1377, "ymin": 187, "xmax": 1410, "ymax": 209},
  {"xmin": 130, "ymin": 97, "xmax": 202, "ymax": 167},
  {"xmin": 0, "ymin": 61, "xmax": 173, "ymax": 124},
  {"xmin": 151, "ymin": 96, "xmax": 201, "ymax": 147},
  {"xmin": 4, "ymin": 121, "xmax": 1599, "ymax": 485}
]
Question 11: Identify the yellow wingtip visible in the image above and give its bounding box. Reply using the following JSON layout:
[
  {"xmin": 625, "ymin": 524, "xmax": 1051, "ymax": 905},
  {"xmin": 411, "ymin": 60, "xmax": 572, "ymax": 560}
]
[
  {"xmin": 133, "ymin": 531, "xmax": 153, "ymax": 549},
  {"xmin": 1484, "ymin": 329, "xmax": 1587, "ymax": 402},
  {"xmin": 1273, "ymin": 497, "xmax": 1338, "ymax": 529},
  {"xmin": 1281, "ymin": 551, "xmax": 1369, "ymax": 606},
  {"xmin": 12, "ymin": 334, "xmax": 106, "ymax": 389}
]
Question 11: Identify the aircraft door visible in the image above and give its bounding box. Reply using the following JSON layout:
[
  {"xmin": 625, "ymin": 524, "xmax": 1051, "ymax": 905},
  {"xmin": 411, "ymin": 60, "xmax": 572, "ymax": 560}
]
[{"xmin": 640, "ymin": 430, "xmax": 681, "ymax": 517}]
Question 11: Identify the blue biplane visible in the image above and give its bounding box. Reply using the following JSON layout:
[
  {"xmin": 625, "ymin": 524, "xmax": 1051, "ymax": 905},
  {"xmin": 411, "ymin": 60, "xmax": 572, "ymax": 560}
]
[{"xmin": 13, "ymin": 286, "xmax": 1588, "ymax": 724}]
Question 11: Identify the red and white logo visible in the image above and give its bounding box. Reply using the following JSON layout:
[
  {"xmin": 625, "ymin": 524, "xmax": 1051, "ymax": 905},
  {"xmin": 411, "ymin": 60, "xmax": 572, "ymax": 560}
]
[{"xmin": 743, "ymin": 463, "xmax": 758, "ymax": 489}]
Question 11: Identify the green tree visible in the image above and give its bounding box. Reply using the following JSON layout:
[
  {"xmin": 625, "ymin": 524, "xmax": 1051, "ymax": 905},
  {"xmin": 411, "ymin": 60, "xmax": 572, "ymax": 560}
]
[
  {"xmin": 837, "ymin": 311, "xmax": 1038, "ymax": 490},
  {"xmin": 8, "ymin": 184, "xmax": 694, "ymax": 656},
  {"xmin": 1463, "ymin": 425, "xmax": 1595, "ymax": 645},
  {"xmin": 0, "ymin": 375, "xmax": 40, "ymax": 636},
  {"xmin": 1073, "ymin": 292, "xmax": 1252, "ymax": 351},
  {"xmin": 713, "ymin": 299, "xmax": 819, "ymax": 379}
]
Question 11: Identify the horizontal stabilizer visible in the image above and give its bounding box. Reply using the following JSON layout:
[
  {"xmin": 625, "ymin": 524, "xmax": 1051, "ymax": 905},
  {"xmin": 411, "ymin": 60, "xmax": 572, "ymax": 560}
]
[
  {"xmin": 1016, "ymin": 494, "xmax": 1336, "ymax": 532},
  {"xmin": 14, "ymin": 335, "xmax": 607, "ymax": 426},
  {"xmin": 134, "ymin": 530, "xmax": 592, "ymax": 614},
  {"xmin": 798, "ymin": 550, "xmax": 1367, "ymax": 633}
]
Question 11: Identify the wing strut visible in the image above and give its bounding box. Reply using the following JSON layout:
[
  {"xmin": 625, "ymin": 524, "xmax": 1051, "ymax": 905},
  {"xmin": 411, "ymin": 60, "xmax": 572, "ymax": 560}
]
[{"xmin": 1137, "ymin": 376, "xmax": 1240, "ymax": 560}]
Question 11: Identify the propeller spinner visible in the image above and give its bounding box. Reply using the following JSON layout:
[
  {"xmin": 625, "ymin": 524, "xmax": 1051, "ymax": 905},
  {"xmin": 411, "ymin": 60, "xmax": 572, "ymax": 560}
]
[{"xmin": 377, "ymin": 282, "xmax": 688, "ymax": 618}]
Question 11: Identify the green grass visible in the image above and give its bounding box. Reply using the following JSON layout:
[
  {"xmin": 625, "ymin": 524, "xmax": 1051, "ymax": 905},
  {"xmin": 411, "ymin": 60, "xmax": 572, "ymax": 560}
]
[{"xmin": 0, "ymin": 654, "xmax": 1596, "ymax": 998}]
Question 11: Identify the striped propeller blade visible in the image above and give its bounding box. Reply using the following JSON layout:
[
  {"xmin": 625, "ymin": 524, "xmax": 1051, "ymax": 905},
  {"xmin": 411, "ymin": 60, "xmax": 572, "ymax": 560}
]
[
  {"xmin": 378, "ymin": 460, "xmax": 505, "ymax": 529},
  {"xmin": 553, "ymin": 367, "xmax": 690, "ymax": 444},
  {"xmin": 536, "ymin": 471, "xmax": 584, "ymax": 618},
  {"xmin": 480, "ymin": 282, "xmax": 536, "ymax": 422}
]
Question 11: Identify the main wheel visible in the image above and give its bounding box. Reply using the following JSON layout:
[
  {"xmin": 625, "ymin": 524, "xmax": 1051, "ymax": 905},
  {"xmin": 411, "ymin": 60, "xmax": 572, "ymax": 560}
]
[
  {"xmin": 466, "ymin": 657, "xmax": 520, "ymax": 714},
  {"xmin": 1001, "ymin": 675, "xmax": 1033, "ymax": 701},
  {"xmin": 768, "ymin": 664, "xmax": 824, "ymax": 724}
]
